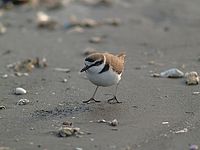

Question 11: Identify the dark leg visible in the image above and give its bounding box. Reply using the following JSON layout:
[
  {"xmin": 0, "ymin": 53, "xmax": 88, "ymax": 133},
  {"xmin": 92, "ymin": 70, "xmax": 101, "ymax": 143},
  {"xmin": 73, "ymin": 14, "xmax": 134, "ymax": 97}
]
[
  {"xmin": 83, "ymin": 86, "xmax": 101, "ymax": 103},
  {"xmin": 107, "ymin": 83, "xmax": 122, "ymax": 104}
]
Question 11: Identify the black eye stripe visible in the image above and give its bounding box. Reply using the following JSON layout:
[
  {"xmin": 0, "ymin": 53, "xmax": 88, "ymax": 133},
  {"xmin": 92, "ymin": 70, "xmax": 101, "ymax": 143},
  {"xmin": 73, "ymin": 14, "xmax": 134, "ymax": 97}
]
[
  {"xmin": 85, "ymin": 58, "xmax": 95, "ymax": 62},
  {"xmin": 94, "ymin": 60, "xmax": 103, "ymax": 66}
]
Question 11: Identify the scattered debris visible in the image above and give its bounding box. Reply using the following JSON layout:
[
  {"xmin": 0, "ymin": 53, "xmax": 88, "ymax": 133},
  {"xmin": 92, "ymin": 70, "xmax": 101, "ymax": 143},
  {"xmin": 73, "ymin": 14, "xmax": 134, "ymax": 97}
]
[
  {"xmin": 189, "ymin": 144, "xmax": 198, "ymax": 150},
  {"xmin": 104, "ymin": 18, "xmax": 121, "ymax": 26},
  {"xmin": 62, "ymin": 121, "xmax": 72, "ymax": 126},
  {"xmin": 151, "ymin": 73, "xmax": 160, "ymax": 77},
  {"xmin": 192, "ymin": 91, "xmax": 200, "ymax": 95},
  {"xmin": 185, "ymin": 72, "xmax": 199, "ymax": 85},
  {"xmin": 0, "ymin": 147, "xmax": 11, "ymax": 150},
  {"xmin": 17, "ymin": 99, "xmax": 30, "ymax": 105},
  {"xmin": 36, "ymin": 11, "xmax": 58, "ymax": 30},
  {"xmin": 67, "ymin": 26, "xmax": 85, "ymax": 33},
  {"xmin": 75, "ymin": 148, "xmax": 83, "ymax": 150},
  {"xmin": 1, "ymin": 74, "xmax": 8, "ymax": 79},
  {"xmin": 15, "ymin": 87, "xmax": 27, "ymax": 95},
  {"xmin": 152, "ymin": 68, "xmax": 184, "ymax": 78},
  {"xmin": 7, "ymin": 57, "xmax": 47, "ymax": 74},
  {"xmin": 0, "ymin": 23, "xmax": 7, "ymax": 35},
  {"xmin": 96, "ymin": 119, "xmax": 119, "ymax": 127},
  {"xmin": 54, "ymin": 68, "xmax": 70, "ymax": 73},
  {"xmin": 0, "ymin": 105, "xmax": 6, "ymax": 110},
  {"xmin": 82, "ymin": 48, "xmax": 97, "ymax": 56},
  {"xmin": 108, "ymin": 119, "xmax": 118, "ymax": 126},
  {"xmin": 97, "ymin": 119, "xmax": 107, "ymax": 123},
  {"xmin": 173, "ymin": 128, "xmax": 188, "ymax": 134},
  {"xmin": 160, "ymin": 68, "xmax": 184, "ymax": 78},
  {"xmin": 58, "ymin": 126, "xmax": 80, "ymax": 137},
  {"xmin": 162, "ymin": 121, "xmax": 169, "ymax": 125},
  {"xmin": 64, "ymin": 16, "xmax": 121, "ymax": 30},
  {"xmin": 62, "ymin": 78, "xmax": 68, "ymax": 83},
  {"xmin": 89, "ymin": 36, "xmax": 104, "ymax": 44}
]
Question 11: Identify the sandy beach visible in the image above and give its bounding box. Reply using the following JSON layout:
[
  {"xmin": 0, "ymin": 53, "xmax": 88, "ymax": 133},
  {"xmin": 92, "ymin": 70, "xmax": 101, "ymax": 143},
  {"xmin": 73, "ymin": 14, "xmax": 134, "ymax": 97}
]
[{"xmin": 0, "ymin": 0, "xmax": 200, "ymax": 149}]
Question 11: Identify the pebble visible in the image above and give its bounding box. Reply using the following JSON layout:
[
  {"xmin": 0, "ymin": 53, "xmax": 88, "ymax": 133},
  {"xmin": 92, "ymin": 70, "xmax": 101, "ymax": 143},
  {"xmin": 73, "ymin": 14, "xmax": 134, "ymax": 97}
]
[
  {"xmin": 0, "ymin": 105, "xmax": 6, "ymax": 110},
  {"xmin": 58, "ymin": 127, "xmax": 80, "ymax": 137},
  {"xmin": 192, "ymin": 92, "xmax": 200, "ymax": 95},
  {"xmin": 15, "ymin": 87, "xmax": 27, "ymax": 95},
  {"xmin": 75, "ymin": 148, "xmax": 83, "ymax": 150},
  {"xmin": 0, "ymin": 23, "xmax": 7, "ymax": 34},
  {"xmin": 185, "ymin": 72, "xmax": 199, "ymax": 85},
  {"xmin": 109, "ymin": 119, "xmax": 118, "ymax": 126},
  {"xmin": 17, "ymin": 99, "xmax": 30, "ymax": 105},
  {"xmin": 1, "ymin": 74, "xmax": 8, "ymax": 79},
  {"xmin": 89, "ymin": 36, "xmax": 102, "ymax": 44},
  {"xmin": 174, "ymin": 128, "xmax": 188, "ymax": 134},
  {"xmin": 63, "ymin": 78, "xmax": 68, "ymax": 83},
  {"xmin": 190, "ymin": 144, "xmax": 198, "ymax": 150},
  {"xmin": 54, "ymin": 68, "xmax": 70, "ymax": 73}
]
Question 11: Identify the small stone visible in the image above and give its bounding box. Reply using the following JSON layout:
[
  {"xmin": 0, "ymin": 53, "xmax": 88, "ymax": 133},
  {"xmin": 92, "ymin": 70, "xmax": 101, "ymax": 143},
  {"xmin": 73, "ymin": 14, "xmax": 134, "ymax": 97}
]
[
  {"xmin": 97, "ymin": 119, "xmax": 107, "ymax": 123},
  {"xmin": 109, "ymin": 119, "xmax": 118, "ymax": 126},
  {"xmin": 54, "ymin": 68, "xmax": 70, "ymax": 73},
  {"xmin": 58, "ymin": 127, "xmax": 80, "ymax": 137},
  {"xmin": 162, "ymin": 121, "xmax": 169, "ymax": 125},
  {"xmin": 15, "ymin": 87, "xmax": 27, "ymax": 95},
  {"xmin": 75, "ymin": 148, "xmax": 83, "ymax": 150},
  {"xmin": 63, "ymin": 78, "xmax": 68, "ymax": 83},
  {"xmin": 1, "ymin": 74, "xmax": 8, "ymax": 79},
  {"xmin": 0, "ymin": 23, "xmax": 7, "ymax": 34},
  {"xmin": 0, "ymin": 105, "xmax": 6, "ymax": 110},
  {"xmin": 89, "ymin": 36, "xmax": 102, "ymax": 44},
  {"xmin": 160, "ymin": 68, "xmax": 184, "ymax": 78},
  {"xmin": 174, "ymin": 128, "xmax": 188, "ymax": 134},
  {"xmin": 17, "ymin": 99, "xmax": 30, "ymax": 105},
  {"xmin": 185, "ymin": 72, "xmax": 199, "ymax": 85},
  {"xmin": 189, "ymin": 144, "xmax": 198, "ymax": 150},
  {"xmin": 192, "ymin": 92, "xmax": 200, "ymax": 95}
]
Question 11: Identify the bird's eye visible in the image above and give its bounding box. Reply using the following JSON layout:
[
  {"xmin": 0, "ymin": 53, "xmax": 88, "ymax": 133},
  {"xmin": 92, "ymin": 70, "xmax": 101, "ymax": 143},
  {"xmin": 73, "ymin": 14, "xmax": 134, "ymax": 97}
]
[
  {"xmin": 85, "ymin": 58, "xmax": 95, "ymax": 62},
  {"xmin": 95, "ymin": 60, "xmax": 103, "ymax": 66}
]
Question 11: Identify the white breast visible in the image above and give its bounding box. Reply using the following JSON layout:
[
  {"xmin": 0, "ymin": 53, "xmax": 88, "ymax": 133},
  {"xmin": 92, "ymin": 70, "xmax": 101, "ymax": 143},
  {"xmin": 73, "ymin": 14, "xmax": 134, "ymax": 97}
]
[{"xmin": 86, "ymin": 68, "xmax": 121, "ymax": 87}]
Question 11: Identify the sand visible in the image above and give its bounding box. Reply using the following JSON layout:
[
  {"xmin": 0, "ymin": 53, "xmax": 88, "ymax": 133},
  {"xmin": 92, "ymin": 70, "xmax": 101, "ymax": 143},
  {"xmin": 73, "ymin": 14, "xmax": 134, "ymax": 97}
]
[{"xmin": 0, "ymin": 0, "xmax": 200, "ymax": 149}]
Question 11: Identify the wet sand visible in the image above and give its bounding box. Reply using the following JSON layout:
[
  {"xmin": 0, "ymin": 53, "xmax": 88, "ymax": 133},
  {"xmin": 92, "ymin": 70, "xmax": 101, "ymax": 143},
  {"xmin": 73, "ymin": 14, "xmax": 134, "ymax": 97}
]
[{"xmin": 0, "ymin": 0, "xmax": 200, "ymax": 150}]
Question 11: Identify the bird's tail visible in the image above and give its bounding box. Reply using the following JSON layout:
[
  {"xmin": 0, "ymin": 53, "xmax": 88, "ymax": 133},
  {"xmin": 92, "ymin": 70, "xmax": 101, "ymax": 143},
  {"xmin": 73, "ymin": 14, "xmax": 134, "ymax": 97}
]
[{"xmin": 117, "ymin": 52, "xmax": 126, "ymax": 60}]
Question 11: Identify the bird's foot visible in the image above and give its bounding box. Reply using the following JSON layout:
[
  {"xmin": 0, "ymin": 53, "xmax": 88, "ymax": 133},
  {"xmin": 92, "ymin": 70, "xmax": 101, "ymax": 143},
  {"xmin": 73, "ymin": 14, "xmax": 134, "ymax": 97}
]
[
  {"xmin": 107, "ymin": 96, "xmax": 122, "ymax": 104},
  {"xmin": 83, "ymin": 98, "xmax": 101, "ymax": 104}
]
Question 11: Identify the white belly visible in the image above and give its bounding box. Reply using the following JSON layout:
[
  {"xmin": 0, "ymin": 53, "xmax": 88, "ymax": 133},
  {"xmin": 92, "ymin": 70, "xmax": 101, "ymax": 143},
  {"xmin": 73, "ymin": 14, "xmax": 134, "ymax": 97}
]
[{"xmin": 86, "ymin": 70, "xmax": 121, "ymax": 87}]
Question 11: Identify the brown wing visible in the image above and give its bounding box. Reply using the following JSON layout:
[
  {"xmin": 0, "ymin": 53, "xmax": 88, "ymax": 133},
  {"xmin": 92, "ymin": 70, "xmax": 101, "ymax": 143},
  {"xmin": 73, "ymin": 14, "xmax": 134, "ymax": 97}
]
[{"xmin": 104, "ymin": 52, "xmax": 126, "ymax": 74}]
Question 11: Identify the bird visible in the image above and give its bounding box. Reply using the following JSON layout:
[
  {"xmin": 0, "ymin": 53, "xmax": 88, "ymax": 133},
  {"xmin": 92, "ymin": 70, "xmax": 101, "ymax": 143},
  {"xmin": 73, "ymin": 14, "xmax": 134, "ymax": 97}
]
[{"xmin": 80, "ymin": 51, "xmax": 126, "ymax": 104}]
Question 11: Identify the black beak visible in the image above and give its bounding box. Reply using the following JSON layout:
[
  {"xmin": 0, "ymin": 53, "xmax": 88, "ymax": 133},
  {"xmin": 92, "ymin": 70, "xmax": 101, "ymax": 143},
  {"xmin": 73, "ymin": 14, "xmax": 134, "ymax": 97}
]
[{"xmin": 80, "ymin": 65, "xmax": 91, "ymax": 72}]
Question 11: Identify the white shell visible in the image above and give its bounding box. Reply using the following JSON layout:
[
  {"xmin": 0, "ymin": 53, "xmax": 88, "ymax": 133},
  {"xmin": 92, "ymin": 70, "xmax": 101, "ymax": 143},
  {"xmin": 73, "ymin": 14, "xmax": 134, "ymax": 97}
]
[
  {"xmin": 160, "ymin": 68, "xmax": 184, "ymax": 78},
  {"xmin": 15, "ymin": 87, "xmax": 27, "ymax": 95},
  {"xmin": 17, "ymin": 99, "xmax": 30, "ymax": 105},
  {"xmin": 185, "ymin": 72, "xmax": 199, "ymax": 85}
]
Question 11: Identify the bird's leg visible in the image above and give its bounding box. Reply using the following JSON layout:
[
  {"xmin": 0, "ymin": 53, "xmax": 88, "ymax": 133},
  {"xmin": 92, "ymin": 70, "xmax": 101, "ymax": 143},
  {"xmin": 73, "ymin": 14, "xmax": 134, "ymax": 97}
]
[
  {"xmin": 83, "ymin": 86, "xmax": 101, "ymax": 103},
  {"xmin": 107, "ymin": 83, "xmax": 122, "ymax": 104}
]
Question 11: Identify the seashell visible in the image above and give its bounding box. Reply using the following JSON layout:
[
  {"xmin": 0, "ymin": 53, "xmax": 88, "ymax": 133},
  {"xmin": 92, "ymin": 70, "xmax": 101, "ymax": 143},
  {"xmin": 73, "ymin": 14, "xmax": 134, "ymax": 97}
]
[
  {"xmin": 109, "ymin": 119, "xmax": 118, "ymax": 126},
  {"xmin": 58, "ymin": 127, "xmax": 80, "ymax": 137},
  {"xmin": 17, "ymin": 99, "xmax": 30, "ymax": 105},
  {"xmin": 15, "ymin": 87, "xmax": 27, "ymax": 95},
  {"xmin": 185, "ymin": 72, "xmax": 199, "ymax": 85},
  {"xmin": 160, "ymin": 68, "xmax": 184, "ymax": 78},
  {"xmin": 0, "ymin": 105, "xmax": 6, "ymax": 110}
]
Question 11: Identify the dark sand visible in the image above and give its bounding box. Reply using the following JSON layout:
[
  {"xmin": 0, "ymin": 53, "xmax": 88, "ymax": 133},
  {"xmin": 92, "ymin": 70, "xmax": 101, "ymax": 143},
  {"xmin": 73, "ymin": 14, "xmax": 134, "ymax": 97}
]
[{"xmin": 0, "ymin": 0, "xmax": 200, "ymax": 149}]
